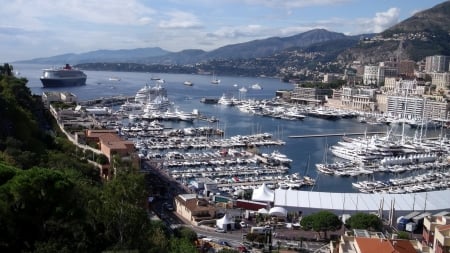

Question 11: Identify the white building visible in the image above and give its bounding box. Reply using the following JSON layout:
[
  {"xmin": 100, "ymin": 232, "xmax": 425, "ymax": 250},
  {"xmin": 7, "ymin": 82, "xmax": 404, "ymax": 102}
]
[
  {"xmin": 363, "ymin": 65, "xmax": 385, "ymax": 86},
  {"xmin": 430, "ymin": 72, "xmax": 450, "ymax": 93}
]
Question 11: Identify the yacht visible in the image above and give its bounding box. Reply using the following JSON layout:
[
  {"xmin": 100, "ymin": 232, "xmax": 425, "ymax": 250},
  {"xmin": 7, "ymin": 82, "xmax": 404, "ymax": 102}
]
[
  {"xmin": 250, "ymin": 83, "xmax": 262, "ymax": 90},
  {"xmin": 211, "ymin": 72, "xmax": 220, "ymax": 84}
]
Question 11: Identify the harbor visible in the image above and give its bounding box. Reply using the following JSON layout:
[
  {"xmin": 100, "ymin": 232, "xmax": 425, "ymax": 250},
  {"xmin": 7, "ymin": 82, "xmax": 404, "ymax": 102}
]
[
  {"xmin": 63, "ymin": 80, "xmax": 450, "ymax": 197},
  {"xmin": 18, "ymin": 64, "xmax": 450, "ymax": 193}
]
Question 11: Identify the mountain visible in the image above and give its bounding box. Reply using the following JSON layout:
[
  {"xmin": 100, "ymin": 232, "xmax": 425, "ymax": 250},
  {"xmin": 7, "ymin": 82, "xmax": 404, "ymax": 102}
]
[
  {"xmin": 204, "ymin": 29, "xmax": 347, "ymax": 59},
  {"xmin": 19, "ymin": 29, "xmax": 350, "ymax": 65},
  {"xmin": 338, "ymin": 1, "xmax": 450, "ymax": 63},
  {"xmin": 17, "ymin": 47, "xmax": 170, "ymax": 64},
  {"xmin": 141, "ymin": 29, "xmax": 349, "ymax": 64}
]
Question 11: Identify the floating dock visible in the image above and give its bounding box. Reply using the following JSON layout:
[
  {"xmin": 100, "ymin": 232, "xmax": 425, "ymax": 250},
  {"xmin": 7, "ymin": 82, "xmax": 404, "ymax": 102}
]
[{"xmin": 288, "ymin": 132, "xmax": 385, "ymax": 138}]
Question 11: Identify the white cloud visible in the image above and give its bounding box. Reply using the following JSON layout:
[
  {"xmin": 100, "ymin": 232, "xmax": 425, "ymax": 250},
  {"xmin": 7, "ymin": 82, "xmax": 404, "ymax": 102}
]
[
  {"xmin": 241, "ymin": 0, "xmax": 351, "ymax": 8},
  {"xmin": 372, "ymin": 7, "xmax": 400, "ymax": 32},
  {"xmin": 208, "ymin": 25, "xmax": 266, "ymax": 39},
  {"xmin": 353, "ymin": 7, "xmax": 400, "ymax": 34},
  {"xmin": 0, "ymin": 0, "xmax": 155, "ymax": 30},
  {"xmin": 159, "ymin": 11, "xmax": 203, "ymax": 29}
]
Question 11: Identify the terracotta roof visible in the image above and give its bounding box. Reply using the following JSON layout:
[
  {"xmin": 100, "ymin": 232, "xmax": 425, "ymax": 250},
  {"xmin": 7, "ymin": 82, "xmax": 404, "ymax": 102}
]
[
  {"xmin": 437, "ymin": 224, "xmax": 450, "ymax": 231},
  {"xmin": 390, "ymin": 240, "xmax": 417, "ymax": 253},
  {"xmin": 355, "ymin": 238, "xmax": 393, "ymax": 253},
  {"xmin": 355, "ymin": 238, "xmax": 416, "ymax": 253}
]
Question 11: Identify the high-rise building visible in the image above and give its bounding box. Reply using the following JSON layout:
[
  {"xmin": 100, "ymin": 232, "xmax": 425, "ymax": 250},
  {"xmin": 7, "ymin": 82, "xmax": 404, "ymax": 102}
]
[
  {"xmin": 425, "ymin": 55, "xmax": 449, "ymax": 73},
  {"xmin": 398, "ymin": 60, "xmax": 416, "ymax": 77}
]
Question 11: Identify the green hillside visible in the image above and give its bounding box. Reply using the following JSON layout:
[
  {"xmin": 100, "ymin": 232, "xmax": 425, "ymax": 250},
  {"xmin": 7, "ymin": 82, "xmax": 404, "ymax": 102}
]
[{"xmin": 0, "ymin": 65, "xmax": 199, "ymax": 253}]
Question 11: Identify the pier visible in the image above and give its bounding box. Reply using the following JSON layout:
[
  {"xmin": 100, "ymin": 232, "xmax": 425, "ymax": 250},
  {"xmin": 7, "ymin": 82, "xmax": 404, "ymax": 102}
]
[
  {"xmin": 288, "ymin": 132, "xmax": 385, "ymax": 138},
  {"xmin": 79, "ymin": 95, "xmax": 135, "ymax": 106}
]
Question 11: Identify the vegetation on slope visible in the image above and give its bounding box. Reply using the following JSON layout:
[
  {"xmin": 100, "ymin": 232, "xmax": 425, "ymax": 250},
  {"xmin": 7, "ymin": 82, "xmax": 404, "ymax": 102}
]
[{"xmin": 0, "ymin": 64, "xmax": 199, "ymax": 253}]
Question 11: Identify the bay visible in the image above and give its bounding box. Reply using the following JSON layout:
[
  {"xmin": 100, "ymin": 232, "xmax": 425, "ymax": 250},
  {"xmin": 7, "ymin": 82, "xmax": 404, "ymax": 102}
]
[{"xmin": 14, "ymin": 63, "xmax": 448, "ymax": 193}]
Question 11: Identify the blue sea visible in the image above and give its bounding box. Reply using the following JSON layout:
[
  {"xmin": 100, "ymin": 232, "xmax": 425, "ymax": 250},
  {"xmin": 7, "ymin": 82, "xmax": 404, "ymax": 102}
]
[{"xmin": 14, "ymin": 63, "xmax": 449, "ymax": 193}]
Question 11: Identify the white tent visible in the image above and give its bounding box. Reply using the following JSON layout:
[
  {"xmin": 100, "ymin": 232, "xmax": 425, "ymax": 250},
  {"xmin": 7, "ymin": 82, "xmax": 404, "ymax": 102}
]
[
  {"xmin": 216, "ymin": 213, "xmax": 235, "ymax": 231},
  {"xmin": 258, "ymin": 208, "xmax": 269, "ymax": 214},
  {"xmin": 251, "ymin": 183, "xmax": 274, "ymax": 202},
  {"xmin": 269, "ymin": 206, "xmax": 288, "ymax": 217}
]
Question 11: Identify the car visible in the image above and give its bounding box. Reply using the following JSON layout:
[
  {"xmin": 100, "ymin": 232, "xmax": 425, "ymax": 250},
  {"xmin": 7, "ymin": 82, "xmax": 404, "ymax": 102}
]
[
  {"xmin": 197, "ymin": 234, "xmax": 207, "ymax": 239},
  {"xmin": 219, "ymin": 241, "xmax": 231, "ymax": 247},
  {"xmin": 163, "ymin": 202, "xmax": 174, "ymax": 211},
  {"xmin": 240, "ymin": 221, "xmax": 248, "ymax": 228},
  {"xmin": 215, "ymin": 228, "xmax": 226, "ymax": 233},
  {"xmin": 237, "ymin": 246, "xmax": 249, "ymax": 253}
]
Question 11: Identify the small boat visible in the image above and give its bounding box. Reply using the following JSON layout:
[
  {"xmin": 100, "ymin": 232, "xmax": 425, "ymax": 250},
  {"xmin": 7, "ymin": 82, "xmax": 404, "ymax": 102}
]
[
  {"xmin": 108, "ymin": 77, "xmax": 121, "ymax": 81},
  {"xmin": 211, "ymin": 72, "xmax": 220, "ymax": 84},
  {"xmin": 239, "ymin": 87, "xmax": 248, "ymax": 93},
  {"xmin": 250, "ymin": 83, "xmax": 262, "ymax": 90},
  {"xmin": 184, "ymin": 81, "xmax": 193, "ymax": 86}
]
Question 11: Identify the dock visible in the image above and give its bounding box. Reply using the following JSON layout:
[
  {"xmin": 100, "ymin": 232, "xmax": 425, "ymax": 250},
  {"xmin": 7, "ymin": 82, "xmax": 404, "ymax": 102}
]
[
  {"xmin": 79, "ymin": 95, "xmax": 135, "ymax": 106},
  {"xmin": 289, "ymin": 132, "xmax": 385, "ymax": 138}
]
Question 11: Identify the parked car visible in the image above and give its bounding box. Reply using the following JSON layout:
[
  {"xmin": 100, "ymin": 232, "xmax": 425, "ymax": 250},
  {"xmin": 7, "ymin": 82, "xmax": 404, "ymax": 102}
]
[
  {"xmin": 215, "ymin": 228, "xmax": 226, "ymax": 233},
  {"xmin": 219, "ymin": 241, "xmax": 231, "ymax": 247},
  {"xmin": 240, "ymin": 221, "xmax": 248, "ymax": 228},
  {"xmin": 163, "ymin": 202, "xmax": 174, "ymax": 211}
]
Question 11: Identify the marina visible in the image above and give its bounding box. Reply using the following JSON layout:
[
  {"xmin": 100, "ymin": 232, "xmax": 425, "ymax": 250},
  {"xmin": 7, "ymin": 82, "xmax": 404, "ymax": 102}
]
[
  {"xmin": 79, "ymin": 81, "xmax": 450, "ymax": 196},
  {"xmin": 17, "ymin": 63, "xmax": 450, "ymax": 194}
]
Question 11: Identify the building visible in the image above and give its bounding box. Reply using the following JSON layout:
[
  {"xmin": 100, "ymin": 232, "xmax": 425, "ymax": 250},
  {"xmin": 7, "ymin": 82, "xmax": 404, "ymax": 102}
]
[
  {"xmin": 386, "ymin": 95, "xmax": 424, "ymax": 119},
  {"xmin": 174, "ymin": 194, "xmax": 216, "ymax": 226},
  {"xmin": 323, "ymin": 73, "xmax": 340, "ymax": 83},
  {"xmin": 341, "ymin": 87, "xmax": 377, "ymax": 111},
  {"xmin": 398, "ymin": 60, "xmax": 416, "ymax": 77},
  {"xmin": 386, "ymin": 95, "xmax": 449, "ymax": 121},
  {"xmin": 42, "ymin": 91, "xmax": 77, "ymax": 107},
  {"xmin": 422, "ymin": 214, "xmax": 450, "ymax": 253},
  {"xmin": 190, "ymin": 177, "xmax": 219, "ymax": 196},
  {"xmin": 430, "ymin": 72, "xmax": 450, "ymax": 94},
  {"xmin": 331, "ymin": 229, "xmax": 420, "ymax": 253},
  {"xmin": 381, "ymin": 61, "xmax": 399, "ymax": 78},
  {"xmin": 363, "ymin": 65, "xmax": 385, "ymax": 86},
  {"xmin": 291, "ymin": 86, "xmax": 333, "ymax": 105},
  {"xmin": 383, "ymin": 77, "xmax": 427, "ymax": 96},
  {"xmin": 422, "ymin": 96, "xmax": 450, "ymax": 120},
  {"xmin": 85, "ymin": 129, "xmax": 135, "ymax": 161},
  {"xmin": 425, "ymin": 55, "xmax": 449, "ymax": 73}
]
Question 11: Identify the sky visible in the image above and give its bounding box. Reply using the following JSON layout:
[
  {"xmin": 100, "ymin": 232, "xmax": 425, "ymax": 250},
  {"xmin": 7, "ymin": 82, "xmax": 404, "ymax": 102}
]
[{"xmin": 0, "ymin": 0, "xmax": 447, "ymax": 62}]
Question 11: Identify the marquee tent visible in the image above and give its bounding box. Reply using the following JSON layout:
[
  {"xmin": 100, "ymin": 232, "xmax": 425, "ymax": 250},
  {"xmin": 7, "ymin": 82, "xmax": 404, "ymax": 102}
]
[
  {"xmin": 269, "ymin": 206, "xmax": 288, "ymax": 217},
  {"xmin": 252, "ymin": 183, "xmax": 274, "ymax": 202},
  {"xmin": 216, "ymin": 213, "xmax": 235, "ymax": 231}
]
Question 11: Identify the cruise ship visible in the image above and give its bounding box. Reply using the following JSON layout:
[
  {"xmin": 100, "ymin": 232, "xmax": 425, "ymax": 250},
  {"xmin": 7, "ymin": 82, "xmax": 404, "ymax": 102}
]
[{"xmin": 40, "ymin": 64, "xmax": 87, "ymax": 87}]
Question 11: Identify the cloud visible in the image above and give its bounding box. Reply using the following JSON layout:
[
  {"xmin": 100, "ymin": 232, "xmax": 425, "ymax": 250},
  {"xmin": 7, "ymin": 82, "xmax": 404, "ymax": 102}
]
[
  {"xmin": 207, "ymin": 25, "xmax": 266, "ymax": 39},
  {"xmin": 372, "ymin": 7, "xmax": 399, "ymax": 32},
  {"xmin": 0, "ymin": 0, "xmax": 155, "ymax": 29},
  {"xmin": 353, "ymin": 7, "xmax": 400, "ymax": 34},
  {"xmin": 241, "ymin": 0, "xmax": 351, "ymax": 8},
  {"xmin": 159, "ymin": 11, "xmax": 203, "ymax": 29}
]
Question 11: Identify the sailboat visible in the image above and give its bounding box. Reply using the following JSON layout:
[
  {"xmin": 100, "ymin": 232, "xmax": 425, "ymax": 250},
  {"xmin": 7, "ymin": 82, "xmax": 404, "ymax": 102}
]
[{"xmin": 211, "ymin": 72, "xmax": 220, "ymax": 84}]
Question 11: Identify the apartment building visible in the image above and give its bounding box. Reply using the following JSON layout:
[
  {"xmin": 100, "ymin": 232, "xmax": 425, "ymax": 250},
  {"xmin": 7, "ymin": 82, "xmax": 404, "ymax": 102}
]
[
  {"xmin": 331, "ymin": 229, "xmax": 420, "ymax": 253},
  {"xmin": 425, "ymin": 55, "xmax": 449, "ymax": 73},
  {"xmin": 422, "ymin": 214, "xmax": 450, "ymax": 253}
]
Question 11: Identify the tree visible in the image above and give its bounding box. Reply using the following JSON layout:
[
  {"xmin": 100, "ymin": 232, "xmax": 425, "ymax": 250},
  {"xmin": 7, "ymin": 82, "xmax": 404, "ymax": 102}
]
[
  {"xmin": 300, "ymin": 211, "xmax": 341, "ymax": 239},
  {"xmin": 0, "ymin": 167, "xmax": 92, "ymax": 252},
  {"xmin": 97, "ymin": 172, "xmax": 152, "ymax": 251},
  {"xmin": 346, "ymin": 213, "xmax": 383, "ymax": 231},
  {"xmin": 168, "ymin": 237, "xmax": 198, "ymax": 253}
]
